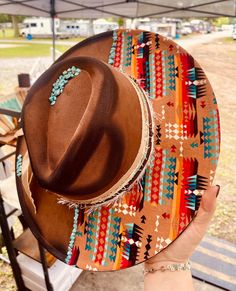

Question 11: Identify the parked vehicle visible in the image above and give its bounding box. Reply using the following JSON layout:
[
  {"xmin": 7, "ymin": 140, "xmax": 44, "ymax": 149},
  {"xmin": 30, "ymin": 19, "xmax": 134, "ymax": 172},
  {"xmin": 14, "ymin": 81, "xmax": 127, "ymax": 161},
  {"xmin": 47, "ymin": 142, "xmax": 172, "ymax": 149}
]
[
  {"xmin": 93, "ymin": 19, "xmax": 118, "ymax": 35},
  {"xmin": 20, "ymin": 17, "xmax": 60, "ymax": 38},
  {"xmin": 136, "ymin": 18, "xmax": 180, "ymax": 38},
  {"xmin": 181, "ymin": 23, "xmax": 192, "ymax": 35},
  {"xmin": 190, "ymin": 19, "xmax": 211, "ymax": 33},
  {"xmin": 232, "ymin": 31, "xmax": 236, "ymax": 40},
  {"xmin": 20, "ymin": 17, "xmax": 118, "ymax": 38},
  {"xmin": 232, "ymin": 24, "xmax": 236, "ymax": 40}
]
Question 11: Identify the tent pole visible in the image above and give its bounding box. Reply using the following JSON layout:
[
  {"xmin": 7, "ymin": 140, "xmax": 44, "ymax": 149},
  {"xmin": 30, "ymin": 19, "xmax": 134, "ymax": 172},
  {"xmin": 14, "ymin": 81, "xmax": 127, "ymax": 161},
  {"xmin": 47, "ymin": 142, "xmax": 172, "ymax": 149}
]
[{"xmin": 51, "ymin": 0, "xmax": 56, "ymax": 62}]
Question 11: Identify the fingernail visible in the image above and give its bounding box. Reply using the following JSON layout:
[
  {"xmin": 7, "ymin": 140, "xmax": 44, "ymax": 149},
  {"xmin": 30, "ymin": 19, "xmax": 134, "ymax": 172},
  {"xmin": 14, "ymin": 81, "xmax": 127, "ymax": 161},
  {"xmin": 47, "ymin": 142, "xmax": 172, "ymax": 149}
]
[{"xmin": 216, "ymin": 185, "xmax": 220, "ymax": 197}]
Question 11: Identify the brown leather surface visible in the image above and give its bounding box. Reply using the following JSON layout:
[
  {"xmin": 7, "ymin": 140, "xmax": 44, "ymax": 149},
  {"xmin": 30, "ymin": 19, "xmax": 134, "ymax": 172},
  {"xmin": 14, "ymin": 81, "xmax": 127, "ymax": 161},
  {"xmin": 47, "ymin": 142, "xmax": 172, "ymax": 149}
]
[
  {"xmin": 56, "ymin": 31, "xmax": 114, "ymax": 64},
  {"xmin": 16, "ymin": 136, "xmax": 72, "ymax": 261}
]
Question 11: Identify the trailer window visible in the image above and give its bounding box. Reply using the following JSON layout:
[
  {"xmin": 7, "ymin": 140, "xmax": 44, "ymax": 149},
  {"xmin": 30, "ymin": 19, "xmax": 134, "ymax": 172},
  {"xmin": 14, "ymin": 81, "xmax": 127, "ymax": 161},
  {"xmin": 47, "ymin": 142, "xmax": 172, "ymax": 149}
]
[
  {"xmin": 31, "ymin": 23, "xmax": 37, "ymax": 27},
  {"xmin": 41, "ymin": 23, "xmax": 44, "ymax": 27}
]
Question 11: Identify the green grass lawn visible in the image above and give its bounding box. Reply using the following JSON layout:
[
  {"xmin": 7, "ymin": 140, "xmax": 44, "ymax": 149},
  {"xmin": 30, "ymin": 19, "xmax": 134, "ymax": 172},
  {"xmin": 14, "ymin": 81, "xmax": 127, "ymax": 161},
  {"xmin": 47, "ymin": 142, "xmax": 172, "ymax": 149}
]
[
  {"xmin": 0, "ymin": 27, "xmax": 84, "ymax": 57},
  {"xmin": 222, "ymin": 36, "xmax": 236, "ymax": 43},
  {"xmin": 0, "ymin": 28, "xmax": 17, "ymax": 39},
  {"xmin": 0, "ymin": 42, "xmax": 72, "ymax": 57}
]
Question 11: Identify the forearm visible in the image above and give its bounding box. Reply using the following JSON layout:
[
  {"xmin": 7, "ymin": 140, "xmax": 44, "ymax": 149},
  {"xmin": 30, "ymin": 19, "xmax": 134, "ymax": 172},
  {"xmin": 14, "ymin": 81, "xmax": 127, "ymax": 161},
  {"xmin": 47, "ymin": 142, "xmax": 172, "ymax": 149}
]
[{"xmin": 144, "ymin": 263, "xmax": 194, "ymax": 291}]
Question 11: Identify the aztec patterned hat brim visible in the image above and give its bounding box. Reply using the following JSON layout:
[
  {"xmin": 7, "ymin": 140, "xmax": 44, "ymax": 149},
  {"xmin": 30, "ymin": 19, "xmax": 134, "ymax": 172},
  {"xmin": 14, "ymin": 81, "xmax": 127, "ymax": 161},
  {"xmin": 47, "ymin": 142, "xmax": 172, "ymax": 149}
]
[{"xmin": 16, "ymin": 30, "xmax": 220, "ymax": 271}]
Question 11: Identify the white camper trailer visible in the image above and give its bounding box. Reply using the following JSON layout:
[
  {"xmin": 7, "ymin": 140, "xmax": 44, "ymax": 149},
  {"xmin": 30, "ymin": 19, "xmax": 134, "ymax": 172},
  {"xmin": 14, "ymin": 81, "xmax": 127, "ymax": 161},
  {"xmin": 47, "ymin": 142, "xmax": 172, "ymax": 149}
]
[
  {"xmin": 20, "ymin": 17, "xmax": 118, "ymax": 38},
  {"xmin": 20, "ymin": 17, "xmax": 60, "ymax": 38},
  {"xmin": 20, "ymin": 17, "xmax": 84, "ymax": 38},
  {"xmin": 93, "ymin": 19, "xmax": 119, "ymax": 35}
]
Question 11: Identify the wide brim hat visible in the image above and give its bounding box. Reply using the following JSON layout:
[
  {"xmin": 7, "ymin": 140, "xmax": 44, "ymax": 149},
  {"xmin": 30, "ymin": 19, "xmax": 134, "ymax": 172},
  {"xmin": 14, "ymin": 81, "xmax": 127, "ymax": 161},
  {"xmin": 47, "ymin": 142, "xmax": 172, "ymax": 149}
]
[{"xmin": 16, "ymin": 29, "xmax": 220, "ymax": 271}]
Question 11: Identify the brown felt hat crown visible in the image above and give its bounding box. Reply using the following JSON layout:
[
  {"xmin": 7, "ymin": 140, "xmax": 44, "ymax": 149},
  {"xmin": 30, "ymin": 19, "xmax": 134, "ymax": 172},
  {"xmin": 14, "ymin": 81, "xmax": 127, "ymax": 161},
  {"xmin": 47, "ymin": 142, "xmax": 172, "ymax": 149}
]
[{"xmin": 22, "ymin": 56, "xmax": 153, "ymax": 206}]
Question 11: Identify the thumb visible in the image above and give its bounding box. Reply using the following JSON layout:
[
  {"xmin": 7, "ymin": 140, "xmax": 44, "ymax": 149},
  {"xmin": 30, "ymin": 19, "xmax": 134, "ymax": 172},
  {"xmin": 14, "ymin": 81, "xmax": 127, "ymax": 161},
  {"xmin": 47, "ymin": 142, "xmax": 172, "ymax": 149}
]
[
  {"xmin": 193, "ymin": 185, "xmax": 219, "ymax": 226},
  {"xmin": 176, "ymin": 185, "xmax": 220, "ymax": 255}
]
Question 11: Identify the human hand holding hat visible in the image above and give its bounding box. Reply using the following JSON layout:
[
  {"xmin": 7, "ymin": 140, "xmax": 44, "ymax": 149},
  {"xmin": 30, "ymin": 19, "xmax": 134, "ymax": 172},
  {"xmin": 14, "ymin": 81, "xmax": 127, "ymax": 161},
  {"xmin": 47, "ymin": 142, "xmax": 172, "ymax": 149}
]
[{"xmin": 144, "ymin": 186, "xmax": 220, "ymax": 291}]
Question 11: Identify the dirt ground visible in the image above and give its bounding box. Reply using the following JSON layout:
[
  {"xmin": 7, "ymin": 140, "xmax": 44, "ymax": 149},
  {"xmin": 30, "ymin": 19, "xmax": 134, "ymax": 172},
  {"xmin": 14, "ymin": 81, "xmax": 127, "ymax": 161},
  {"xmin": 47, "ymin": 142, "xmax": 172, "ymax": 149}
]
[
  {"xmin": 0, "ymin": 36, "xmax": 235, "ymax": 290},
  {"xmin": 188, "ymin": 39, "xmax": 236, "ymax": 243}
]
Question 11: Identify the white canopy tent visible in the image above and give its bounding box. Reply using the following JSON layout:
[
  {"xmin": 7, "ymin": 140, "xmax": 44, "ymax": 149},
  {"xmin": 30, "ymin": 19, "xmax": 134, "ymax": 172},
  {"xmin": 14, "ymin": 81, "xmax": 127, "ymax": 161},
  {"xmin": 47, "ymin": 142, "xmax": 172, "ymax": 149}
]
[
  {"xmin": 0, "ymin": 0, "xmax": 235, "ymax": 59},
  {"xmin": 1, "ymin": 0, "xmax": 236, "ymax": 18}
]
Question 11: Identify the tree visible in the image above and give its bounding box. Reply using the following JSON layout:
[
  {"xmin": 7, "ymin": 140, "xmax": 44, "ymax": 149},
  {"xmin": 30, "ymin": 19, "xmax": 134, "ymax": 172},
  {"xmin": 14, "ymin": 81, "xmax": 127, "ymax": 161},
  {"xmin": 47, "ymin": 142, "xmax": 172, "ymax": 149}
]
[
  {"xmin": 0, "ymin": 14, "xmax": 11, "ymax": 23},
  {"xmin": 212, "ymin": 17, "xmax": 230, "ymax": 27},
  {"xmin": 118, "ymin": 18, "xmax": 124, "ymax": 28},
  {"xmin": 11, "ymin": 15, "xmax": 20, "ymax": 37}
]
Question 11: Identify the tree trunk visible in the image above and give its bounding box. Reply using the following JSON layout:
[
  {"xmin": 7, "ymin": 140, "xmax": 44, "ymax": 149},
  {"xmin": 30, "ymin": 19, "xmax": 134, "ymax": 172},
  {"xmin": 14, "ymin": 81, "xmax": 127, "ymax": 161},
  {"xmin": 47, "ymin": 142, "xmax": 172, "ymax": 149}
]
[{"xmin": 11, "ymin": 15, "xmax": 19, "ymax": 37}]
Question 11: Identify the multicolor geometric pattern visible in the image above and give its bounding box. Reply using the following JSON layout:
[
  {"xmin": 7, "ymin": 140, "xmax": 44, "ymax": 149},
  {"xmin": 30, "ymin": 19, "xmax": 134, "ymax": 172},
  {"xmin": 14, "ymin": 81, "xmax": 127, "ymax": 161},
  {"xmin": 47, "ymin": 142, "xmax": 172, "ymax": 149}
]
[
  {"xmin": 60, "ymin": 30, "xmax": 220, "ymax": 271},
  {"xmin": 16, "ymin": 29, "xmax": 220, "ymax": 272}
]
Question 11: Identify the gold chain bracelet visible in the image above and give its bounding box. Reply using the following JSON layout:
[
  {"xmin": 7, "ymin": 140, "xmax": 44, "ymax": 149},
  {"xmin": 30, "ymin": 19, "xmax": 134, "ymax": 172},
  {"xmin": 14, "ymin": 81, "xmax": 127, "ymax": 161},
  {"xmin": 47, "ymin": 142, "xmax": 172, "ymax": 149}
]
[{"xmin": 144, "ymin": 261, "xmax": 191, "ymax": 275}]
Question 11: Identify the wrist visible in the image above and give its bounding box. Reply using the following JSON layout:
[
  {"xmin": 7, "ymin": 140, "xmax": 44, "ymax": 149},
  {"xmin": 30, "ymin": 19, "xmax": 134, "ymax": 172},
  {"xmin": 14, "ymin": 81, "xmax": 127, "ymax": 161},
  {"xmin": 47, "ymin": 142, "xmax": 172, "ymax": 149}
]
[
  {"xmin": 145, "ymin": 250, "xmax": 190, "ymax": 266},
  {"xmin": 144, "ymin": 262, "xmax": 194, "ymax": 291},
  {"xmin": 144, "ymin": 260, "xmax": 191, "ymax": 275}
]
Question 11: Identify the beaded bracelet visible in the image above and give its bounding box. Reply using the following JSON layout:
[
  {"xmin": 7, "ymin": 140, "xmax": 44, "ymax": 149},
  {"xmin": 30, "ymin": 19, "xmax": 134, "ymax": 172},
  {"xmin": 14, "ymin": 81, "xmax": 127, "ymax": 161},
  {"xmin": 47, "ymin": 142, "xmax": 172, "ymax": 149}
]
[{"xmin": 143, "ymin": 261, "xmax": 191, "ymax": 275}]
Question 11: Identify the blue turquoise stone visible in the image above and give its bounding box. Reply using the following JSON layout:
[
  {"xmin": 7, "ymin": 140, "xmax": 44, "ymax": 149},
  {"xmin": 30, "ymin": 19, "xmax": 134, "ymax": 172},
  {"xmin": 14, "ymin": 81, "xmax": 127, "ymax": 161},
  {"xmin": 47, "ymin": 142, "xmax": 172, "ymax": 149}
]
[
  {"xmin": 53, "ymin": 82, "xmax": 59, "ymax": 89},
  {"xmin": 49, "ymin": 96, "xmax": 55, "ymax": 101},
  {"xmin": 50, "ymin": 66, "xmax": 80, "ymax": 104},
  {"xmin": 54, "ymin": 89, "xmax": 60, "ymax": 95}
]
